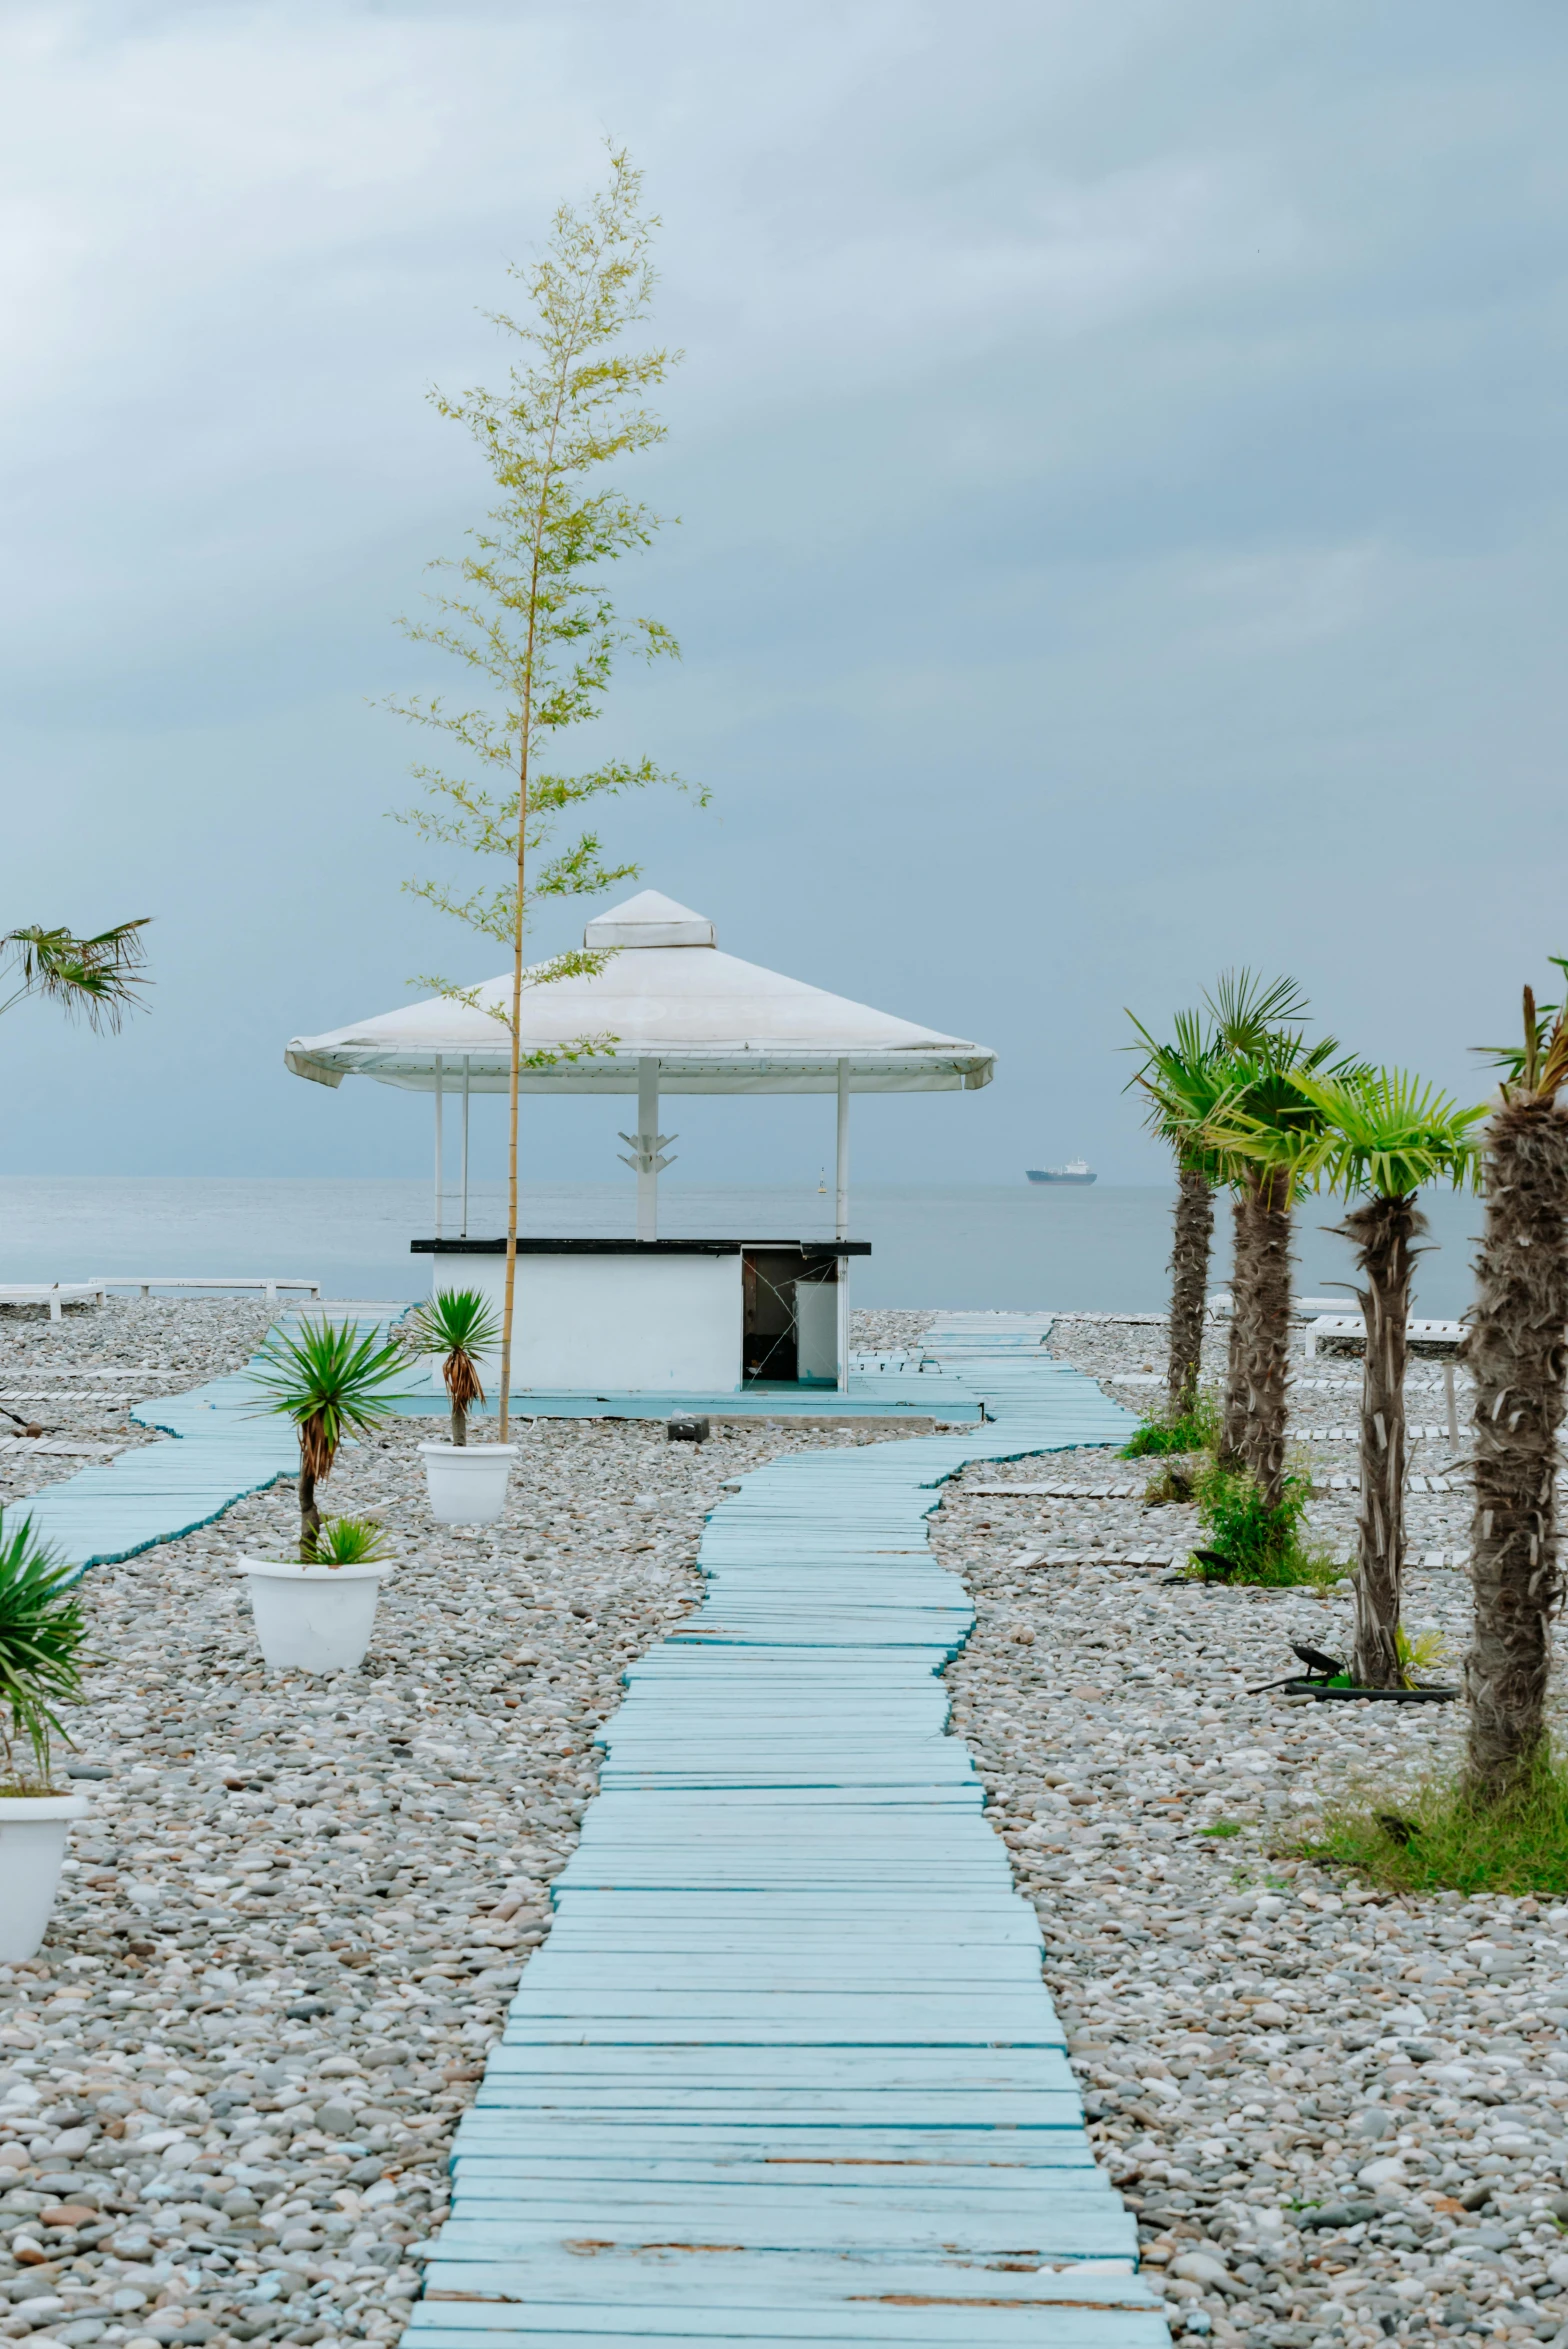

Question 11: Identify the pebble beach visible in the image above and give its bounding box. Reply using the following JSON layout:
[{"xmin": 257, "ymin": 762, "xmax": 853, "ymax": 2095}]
[{"xmin": 2, "ymin": 1299, "xmax": 1566, "ymax": 2349}]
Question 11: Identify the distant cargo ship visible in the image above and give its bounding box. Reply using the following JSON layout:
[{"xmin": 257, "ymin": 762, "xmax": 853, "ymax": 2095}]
[{"xmin": 1026, "ymin": 1160, "xmax": 1096, "ymax": 1185}]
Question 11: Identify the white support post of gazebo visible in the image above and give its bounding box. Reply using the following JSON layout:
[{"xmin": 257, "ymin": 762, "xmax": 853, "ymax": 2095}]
[
  {"xmin": 618, "ymin": 1057, "xmax": 677, "ymax": 1243},
  {"xmin": 433, "ymin": 1054, "xmax": 444, "ymax": 1240},
  {"xmin": 836, "ymin": 1057, "xmax": 850, "ymax": 1393},
  {"xmin": 460, "ymin": 1056, "xmax": 471, "ymax": 1240},
  {"xmin": 638, "ymin": 1059, "xmax": 659, "ymax": 1242}
]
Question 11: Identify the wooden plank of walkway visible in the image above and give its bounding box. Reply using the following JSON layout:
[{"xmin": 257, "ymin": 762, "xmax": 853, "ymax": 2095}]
[{"xmin": 411, "ymin": 1316, "xmax": 1168, "ymax": 2347}]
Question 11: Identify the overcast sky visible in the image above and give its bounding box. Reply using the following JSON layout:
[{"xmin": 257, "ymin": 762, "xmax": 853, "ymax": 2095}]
[{"xmin": 3, "ymin": 0, "xmax": 1565, "ymax": 1191}]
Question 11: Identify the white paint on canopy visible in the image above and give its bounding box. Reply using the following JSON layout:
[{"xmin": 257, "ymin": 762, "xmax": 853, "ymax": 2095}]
[{"xmin": 282, "ymin": 889, "xmax": 995, "ymax": 1096}]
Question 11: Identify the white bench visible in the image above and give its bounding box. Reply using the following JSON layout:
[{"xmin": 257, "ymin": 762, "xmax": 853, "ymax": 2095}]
[
  {"xmin": 1305, "ymin": 1314, "xmax": 1464, "ymax": 1360},
  {"xmin": 0, "ymin": 1282, "xmax": 107, "ymax": 1320},
  {"xmin": 90, "ymin": 1277, "xmax": 322, "ymax": 1303},
  {"xmin": 1306, "ymin": 1315, "xmax": 1466, "ymax": 1448}
]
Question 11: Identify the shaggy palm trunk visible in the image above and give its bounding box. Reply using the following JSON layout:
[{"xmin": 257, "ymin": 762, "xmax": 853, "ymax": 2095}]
[
  {"xmin": 450, "ymin": 1405, "xmax": 467, "ymax": 1447},
  {"xmin": 1239, "ymin": 1169, "xmax": 1293, "ymax": 1513},
  {"xmin": 1340, "ymin": 1190, "xmax": 1423, "ymax": 1690},
  {"xmin": 1464, "ymin": 1094, "xmax": 1568, "ymax": 1802},
  {"xmin": 1167, "ymin": 1166, "xmax": 1214, "ymax": 1419},
  {"xmin": 299, "ymin": 1468, "xmax": 321, "ymax": 1552},
  {"xmin": 299, "ymin": 1411, "xmax": 330, "ymax": 1555},
  {"xmin": 1221, "ymin": 1194, "xmax": 1254, "ymax": 1464}
]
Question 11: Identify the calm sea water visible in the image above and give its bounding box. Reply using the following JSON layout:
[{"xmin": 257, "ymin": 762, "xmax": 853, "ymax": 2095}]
[{"xmin": 0, "ymin": 1177, "xmax": 1484, "ymax": 1317}]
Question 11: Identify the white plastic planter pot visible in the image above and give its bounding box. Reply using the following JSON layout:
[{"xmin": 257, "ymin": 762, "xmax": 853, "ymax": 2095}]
[
  {"xmin": 237, "ymin": 1559, "xmax": 392, "ymax": 1673},
  {"xmin": 0, "ymin": 1792, "xmax": 89, "ymax": 1963},
  {"xmin": 419, "ymin": 1442, "xmax": 516, "ymax": 1525}
]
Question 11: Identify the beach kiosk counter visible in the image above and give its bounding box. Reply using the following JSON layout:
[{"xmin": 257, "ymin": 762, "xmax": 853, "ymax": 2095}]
[{"xmin": 284, "ymin": 890, "xmax": 994, "ymax": 1398}]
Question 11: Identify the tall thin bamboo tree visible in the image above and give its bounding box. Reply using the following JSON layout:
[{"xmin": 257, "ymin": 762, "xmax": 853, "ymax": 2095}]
[
  {"xmin": 391, "ymin": 150, "xmax": 703, "ymax": 1435},
  {"xmin": 1464, "ymin": 971, "xmax": 1568, "ymax": 1801},
  {"xmin": 1296, "ymin": 1071, "xmax": 1484, "ymax": 1688}
]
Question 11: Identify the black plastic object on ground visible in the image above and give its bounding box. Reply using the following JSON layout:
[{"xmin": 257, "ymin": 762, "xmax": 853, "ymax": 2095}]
[{"xmin": 667, "ymin": 1414, "xmax": 710, "ymax": 1443}]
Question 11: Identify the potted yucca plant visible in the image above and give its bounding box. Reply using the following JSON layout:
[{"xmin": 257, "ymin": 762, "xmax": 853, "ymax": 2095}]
[
  {"xmin": 0, "ymin": 1510, "xmax": 92, "ymax": 1962},
  {"xmin": 404, "ymin": 1288, "xmax": 515, "ymax": 1524},
  {"xmin": 243, "ymin": 1319, "xmax": 408, "ymax": 1672}
]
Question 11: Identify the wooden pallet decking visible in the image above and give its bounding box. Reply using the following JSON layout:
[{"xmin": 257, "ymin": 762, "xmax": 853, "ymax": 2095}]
[{"xmin": 412, "ymin": 1314, "xmax": 1168, "ymax": 2347}]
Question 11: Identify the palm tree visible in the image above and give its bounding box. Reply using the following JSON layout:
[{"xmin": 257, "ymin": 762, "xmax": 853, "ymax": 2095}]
[
  {"xmin": 404, "ymin": 1289, "xmax": 500, "ymax": 1446},
  {"xmin": 1297, "ymin": 1071, "xmax": 1485, "ymax": 1688},
  {"xmin": 250, "ymin": 1320, "xmax": 409, "ymax": 1554},
  {"xmin": 1127, "ymin": 1008, "xmax": 1228, "ymax": 1421},
  {"xmin": 1202, "ymin": 975, "xmax": 1355, "ymax": 1506},
  {"xmin": 1, "ymin": 921, "xmax": 151, "ymax": 1029},
  {"xmin": 1463, "ymin": 972, "xmax": 1568, "ymax": 1801}
]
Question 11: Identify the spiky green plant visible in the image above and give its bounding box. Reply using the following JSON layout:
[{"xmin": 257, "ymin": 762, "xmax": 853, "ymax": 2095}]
[
  {"xmin": 0, "ymin": 1511, "xmax": 90, "ymax": 1790},
  {"xmin": 303, "ymin": 1516, "xmax": 394, "ymax": 1568},
  {"xmin": 403, "ymin": 1289, "xmax": 500, "ymax": 1446},
  {"xmin": 250, "ymin": 1320, "xmax": 408, "ymax": 1556}
]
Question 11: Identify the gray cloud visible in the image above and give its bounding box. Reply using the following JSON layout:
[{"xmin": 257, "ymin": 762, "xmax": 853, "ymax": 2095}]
[{"xmin": 3, "ymin": 0, "xmax": 1565, "ymax": 1190}]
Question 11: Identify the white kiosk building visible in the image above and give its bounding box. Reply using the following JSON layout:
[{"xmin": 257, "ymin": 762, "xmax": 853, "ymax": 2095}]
[{"xmin": 284, "ymin": 892, "xmax": 995, "ymax": 1397}]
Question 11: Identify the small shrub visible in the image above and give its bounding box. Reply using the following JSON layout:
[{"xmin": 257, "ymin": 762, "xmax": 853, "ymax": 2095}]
[
  {"xmin": 302, "ymin": 1516, "xmax": 393, "ymax": 1568},
  {"xmin": 1121, "ymin": 1391, "xmax": 1221, "ymax": 1460},
  {"xmin": 1300, "ymin": 1755, "xmax": 1568, "ymax": 1896},
  {"xmin": 1180, "ymin": 1464, "xmax": 1345, "ymax": 1589},
  {"xmin": 1200, "ymin": 1820, "xmax": 1243, "ymax": 1839},
  {"xmin": 1143, "ymin": 1461, "xmax": 1198, "ymax": 1508}
]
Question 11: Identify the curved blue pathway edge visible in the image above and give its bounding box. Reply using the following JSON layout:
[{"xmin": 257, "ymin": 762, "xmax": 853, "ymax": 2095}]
[{"xmin": 414, "ymin": 1314, "xmax": 1171, "ymax": 2347}]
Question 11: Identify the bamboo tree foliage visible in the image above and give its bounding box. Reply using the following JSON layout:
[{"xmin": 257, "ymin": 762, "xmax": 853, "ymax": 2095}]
[
  {"xmin": 1126, "ymin": 1008, "xmax": 1227, "ymax": 1418},
  {"xmin": 1464, "ymin": 972, "xmax": 1568, "ymax": 1802},
  {"xmin": 391, "ymin": 151, "xmax": 703, "ymax": 1433},
  {"xmin": 1298, "ymin": 1072, "xmax": 1484, "ymax": 1689}
]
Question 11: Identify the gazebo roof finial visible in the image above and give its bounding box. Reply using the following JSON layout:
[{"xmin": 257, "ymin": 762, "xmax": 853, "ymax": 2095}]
[{"xmin": 584, "ymin": 891, "xmax": 715, "ymax": 949}]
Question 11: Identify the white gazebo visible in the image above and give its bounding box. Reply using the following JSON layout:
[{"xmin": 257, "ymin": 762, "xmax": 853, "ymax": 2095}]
[{"xmin": 284, "ymin": 890, "xmax": 994, "ymax": 1395}]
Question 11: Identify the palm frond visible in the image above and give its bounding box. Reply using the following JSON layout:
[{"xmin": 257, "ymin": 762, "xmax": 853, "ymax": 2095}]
[
  {"xmin": 1, "ymin": 919, "xmax": 151, "ymax": 1033},
  {"xmin": 1203, "ymin": 969, "xmax": 1311, "ymax": 1055},
  {"xmin": 249, "ymin": 1321, "xmax": 409, "ymax": 1478},
  {"xmin": 1295, "ymin": 1068, "xmax": 1487, "ymax": 1198}
]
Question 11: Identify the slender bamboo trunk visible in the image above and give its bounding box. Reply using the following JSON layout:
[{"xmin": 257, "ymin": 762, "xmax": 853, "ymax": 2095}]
[
  {"xmin": 1340, "ymin": 1191, "xmax": 1422, "ymax": 1689},
  {"xmin": 1221, "ymin": 1193, "xmax": 1253, "ymax": 1464},
  {"xmin": 1167, "ymin": 1166, "xmax": 1214, "ymax": 1420},
  {"xmin": 1239, "ymin": 1169, "xmax": 1293, "ymax": 1513},
  {"xmin": 1464, "ymin": 1095, "xmax": 1568, "ymax": 1802}
]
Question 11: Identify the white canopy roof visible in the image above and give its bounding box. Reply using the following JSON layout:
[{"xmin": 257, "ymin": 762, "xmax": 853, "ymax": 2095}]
[{"xmin": 284, "ymin": 890, "xmax": 995, "ymax": 1096}]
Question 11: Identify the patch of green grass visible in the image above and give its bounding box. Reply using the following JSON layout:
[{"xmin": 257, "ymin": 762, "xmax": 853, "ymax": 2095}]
[
  {"xmin": 1299, "ymin": 1753, "xmax": 1568, "ymax": 1897},
  {"xmin": 1177, "ymin": 1464, "xmax": 1347, "ymax": 1590},
  {"xmin": 1120, "ymin": 1391, "xmax": 1221, "ymax": 1460},
  {"xmin": 1199, "ymin": 1819, "xmax": 1243, "ymax": 1839}
]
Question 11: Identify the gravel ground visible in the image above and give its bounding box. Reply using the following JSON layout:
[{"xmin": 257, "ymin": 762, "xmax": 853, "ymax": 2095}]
[
  {"xmin": 932, "ymin": 1314, "xmax": 1568, "ymax": 2349},
  {"xmin": 7, "ymin": 1298, "xmax": 1564, "ymax": 2349},
  {"xmin": 0, "ymin": 1299, "xmax": 909, "ymax": 2349}
]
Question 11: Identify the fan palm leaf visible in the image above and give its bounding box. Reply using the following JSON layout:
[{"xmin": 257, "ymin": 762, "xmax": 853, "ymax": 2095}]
[{"xmin": 1, "ymin": 919, "xmax": 151, "ymax": 1032}]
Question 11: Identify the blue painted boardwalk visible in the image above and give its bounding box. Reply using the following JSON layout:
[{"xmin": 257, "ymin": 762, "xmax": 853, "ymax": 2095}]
[{"xmin": 411, "ymin": 1313, "xmax": 1170, "ymax": 2347}]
